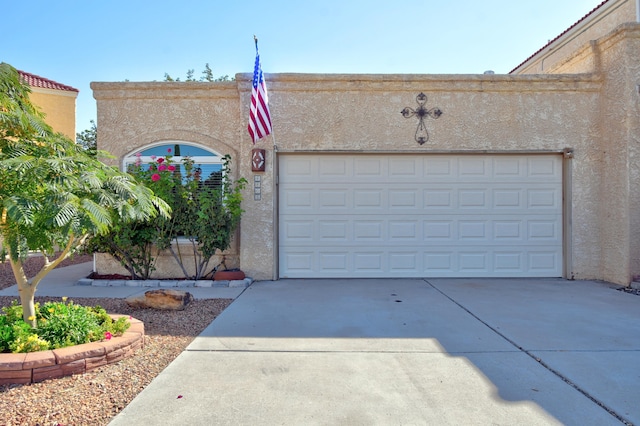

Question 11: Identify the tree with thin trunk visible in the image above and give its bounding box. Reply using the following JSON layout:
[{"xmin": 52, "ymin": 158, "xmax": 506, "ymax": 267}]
[{"xmin": 0, "ymin": 63, "xmax": 170, "ymax": 327}]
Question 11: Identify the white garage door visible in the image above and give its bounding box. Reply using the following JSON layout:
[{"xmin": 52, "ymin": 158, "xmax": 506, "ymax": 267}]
[{"xmin": 279, "ymin": 154, "xmax": 563, "ymax": 278}]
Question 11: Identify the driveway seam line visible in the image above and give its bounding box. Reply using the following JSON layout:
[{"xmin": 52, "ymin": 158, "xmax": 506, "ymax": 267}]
[
  {"xmin": 422, "ymin": 279, "xmax": 632, "ymax": 426},
  {"xmin": 184, "ymin": 349, "xmax": 523, "ymax": 354}
]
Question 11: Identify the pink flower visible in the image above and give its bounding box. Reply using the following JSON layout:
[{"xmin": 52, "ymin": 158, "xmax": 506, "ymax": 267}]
[
  {"xmin": 157, "ymin": 157, "xmax": 165, "ymax": 164},
  {"xmin": 167, "ymin": 165, "xmax": 176, "ymax": 172},
  {"xmin": 104, "ymin": 331, "xmax": 113, "ymax": 340},
  {"xmin": 167, "ymin": 148, "xmax": 172, "ymax": 153},
  {"xmin": 135, "ymin": 152, "xmax": 142, "ymax": 157},
  {"xmin": 158, "ymin": 164, "xmax": 167, "ymax": 172},
  {"xmin": 150, "ymin": 155, "xmax": 157, "ymax": 160},
  {"xmin": 151, "ymin": 174, "xmax": 161, "ymax": 182}
]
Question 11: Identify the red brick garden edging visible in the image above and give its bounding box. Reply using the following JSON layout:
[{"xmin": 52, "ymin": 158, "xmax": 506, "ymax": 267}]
[{"xmin": 0, "ymin": 315, "xmax": 144, "ymax": 385}]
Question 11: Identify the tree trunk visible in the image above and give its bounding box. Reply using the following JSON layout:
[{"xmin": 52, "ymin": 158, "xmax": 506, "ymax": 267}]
[
  {"xmin": 10, "ymin": 259, "xmax": 38, "ymax": 328},
  {"xmin": 18, "ymin": 284, "xmax": 37, "ymax": 328},
  {"xmin": 8, "ymin": 234, "xmax": 87, "ymax": 327}
]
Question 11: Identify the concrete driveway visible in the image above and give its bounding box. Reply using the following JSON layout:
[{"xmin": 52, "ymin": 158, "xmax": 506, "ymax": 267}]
[{"xmin": 110, "ymin": 278, "xmax": 640, "ymax": 425}]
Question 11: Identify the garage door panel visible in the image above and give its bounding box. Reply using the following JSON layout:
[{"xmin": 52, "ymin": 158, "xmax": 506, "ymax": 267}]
[
  {"xmin": 284, "ymin": 252, "xmax": 314, "ymax": 272},
  {"xmin": 279, "ymin": 154, "xmax": 563, "ymax": 278},
  {"xmin": 319, "ymin": 190, "xmax": 349, "ymax": 208},
  {"xmin": 281, "ymin": 216, "xmax": 561, "ymax": 246},
  {"xmin": 494, "ymin": 252, "xmax": 524, "ymax": 271},
  {"xmin": 529, "ymin": 251, "xmax": 560, "ymax": 272},
  {"xmin": 319, "ymin": 253, "xmax": 349, "ymax": 271},
  {"xmin": 528, "ymin": 189, "xmax": 561, "ymax": 209},
  {"xmin": 458, "ymin": 221, "xmax": 489, "ymax": 240},
  {"xmin": 354, "ymin": 190, "xmax": 383, "ymax": 208},
  {"xmin": 354, "ymin": 252, "xmax": 385, "ymax": 272},
  {"xmin": 283, "ymin": 220, "xmax": 314, "ymax": 240},
  {"xmin": 318, "ymin": 220, "xmax": 349, "ymax": 240},
  {"xmin": 389, "ymin": 190, "xmax": 419, "ymax": 208},
  {"xmin": 318, "ymin": 157, "xmax": 348, "ymax": 177},
  {"xmin": 353, "ymin": 221, "xmax": 385, "ymax": 240},
  {"xmin": 424, "ymin": 220, "xmax": 454, "ymax": 240},
  {"xmin": 389, "ymin": 252, "xmax": 418, "ymax": 271},
  {"xmin": 459, "ymin": 252, "xmax": 489, "ymax": 272}
]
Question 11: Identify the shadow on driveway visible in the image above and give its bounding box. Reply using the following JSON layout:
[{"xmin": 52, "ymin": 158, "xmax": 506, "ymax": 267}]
[{"xmin": 112, "ymin": 278, "xmax": 639, "ymax": 425}]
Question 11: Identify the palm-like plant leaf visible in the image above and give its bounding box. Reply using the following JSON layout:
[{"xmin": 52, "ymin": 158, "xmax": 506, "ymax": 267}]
[
  {"xmin": 4, "ymin": 196, "xmax": 37, "ymax": 226},
  {"xmin": 80, "ymin": 198, "xmax": 112, "ymax": 234}
]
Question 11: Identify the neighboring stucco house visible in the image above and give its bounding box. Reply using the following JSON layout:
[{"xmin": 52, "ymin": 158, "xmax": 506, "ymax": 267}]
[
  {"xmin": 18, "ymin": 70, "xmax": 79, "ymax": 140},
  {"xmin": 92, "ymin": 0, "xmax": 640, "ymax": 286}
]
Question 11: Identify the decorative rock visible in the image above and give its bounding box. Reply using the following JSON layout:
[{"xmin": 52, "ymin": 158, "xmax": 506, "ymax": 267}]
[{"xmin": 125, "ymin": 289, "xmax": 193, "ymax": 310}]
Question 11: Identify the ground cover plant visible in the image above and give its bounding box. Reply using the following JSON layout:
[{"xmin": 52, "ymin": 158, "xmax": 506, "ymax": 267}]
[{"xmin": 0, "ymin": 298, "xmax": 129, "ymax": 353}]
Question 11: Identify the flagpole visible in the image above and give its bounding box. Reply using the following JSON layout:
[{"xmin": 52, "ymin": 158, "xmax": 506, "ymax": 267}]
[{"xmin": 253, "ymin": 36, "xmax": 279, "ymax": 280}]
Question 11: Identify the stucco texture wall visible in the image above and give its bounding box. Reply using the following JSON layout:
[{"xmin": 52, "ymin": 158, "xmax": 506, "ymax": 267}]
[
  {"xmin": 95, "ymin": 73, "xmax": 605, "ymax": 281},
  {"xmin": 514, "ymin": 0, "xmax": 636, "ymax": 74},
  {"xmin": 595, "ymin": 25, "xmax": 640, "ymax": 284}
]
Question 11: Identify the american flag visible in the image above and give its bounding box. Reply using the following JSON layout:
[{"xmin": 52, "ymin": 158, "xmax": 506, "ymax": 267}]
[{"xmin": 248, "ymin": 41, "xmax": 272, "ymax": 143}]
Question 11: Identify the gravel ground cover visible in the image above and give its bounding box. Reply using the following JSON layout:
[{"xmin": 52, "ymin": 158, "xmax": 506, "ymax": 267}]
[{"xmin": 0, "ymin": 256, "xmax": 233, "ymax": 425}]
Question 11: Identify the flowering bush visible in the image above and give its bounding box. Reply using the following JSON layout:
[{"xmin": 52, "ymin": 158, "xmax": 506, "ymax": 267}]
[
  {"xmin": 88, "ymin": 150, "xmax": 246, "ymax": 280},
  {"xmin": 0, "ymin": 298, "xmax": 130, "ymax": 353}
]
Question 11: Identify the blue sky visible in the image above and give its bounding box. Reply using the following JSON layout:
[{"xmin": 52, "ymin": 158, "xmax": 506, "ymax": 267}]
[{"xmin": 4, "ymin": 0, "xmax": 603, "ymax": 135}]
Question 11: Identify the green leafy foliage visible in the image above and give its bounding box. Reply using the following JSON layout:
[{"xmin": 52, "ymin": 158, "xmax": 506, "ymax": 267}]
[
  {"xmin": 76, "ymin": 119, "xmax": 97, "ymax": 155},
  {"xmin": 88, "ymin": 151, "xmax": 246, "ymax": 280},
  {"xmin": 0, "ymin": 299, "xmax": 131, "ymax": 353},
  {"xmin": 0, "ymin": 62, "xmax": 170, "ymax": 324},
  {"xmin": 163, "ymin": 63, "xmax": 233, "ymax": 82}
]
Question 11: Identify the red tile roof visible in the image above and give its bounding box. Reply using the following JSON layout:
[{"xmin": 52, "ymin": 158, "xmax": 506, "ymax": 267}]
[
  {"xmin": 18, "ymin": 70, "xmax": 79, "ymax": 93},
  {"xmin": 509, "ymin": 0, "xmax": 611, "ymax": 74}
]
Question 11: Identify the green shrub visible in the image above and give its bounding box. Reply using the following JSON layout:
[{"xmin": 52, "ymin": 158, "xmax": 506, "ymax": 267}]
[
  {"xmin": 0, "ymin": 315, "xmax": 13, "ymax": 352},
  {"xmin": 9, "ymin": 323, "xmax": 50, "ymax": 353},
  {"xmin": 0, "ymin": 298, "xmax": 131, "ymax": 353},
  {"xmin": 87, "ymin": 152, "xmax": 246, "ymax": 280}
]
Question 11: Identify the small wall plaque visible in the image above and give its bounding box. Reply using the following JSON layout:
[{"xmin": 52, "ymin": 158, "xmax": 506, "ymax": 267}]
[{"xmin": 251, "ymin": 148, "xmax": 266, "ymax": 172}]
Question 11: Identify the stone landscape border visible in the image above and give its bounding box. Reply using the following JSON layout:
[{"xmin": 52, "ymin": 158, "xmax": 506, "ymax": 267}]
[
  {"xmin": 77, "ymin": 278, "xmax": 252, "ymax": 288},
  {"xmin": 0, "ymin": 315, "xmax": 144, "ymax": 385}
]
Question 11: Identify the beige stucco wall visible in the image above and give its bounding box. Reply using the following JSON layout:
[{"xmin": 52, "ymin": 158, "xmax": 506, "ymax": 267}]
[
  {"xmin": 513, "ymin": 0, "xmax": 636, "ymax": 74},
  {"xmin": 94, "ymin": 74, "xmax": 605, "ymax": 282},
  {"xmin": 29, "ymin": 87, "xmax": 77, "ymax": 140},
  {"xmin": 91, "ymin": 22, "xmax": 640, "ymax": 286},
  {"xmin": 594, "ymin": 24, "xmax": 640, "ymax": 284},
  {"xmin": 527, "ymin": 23, "xmax": 640, "ymax": 285}
]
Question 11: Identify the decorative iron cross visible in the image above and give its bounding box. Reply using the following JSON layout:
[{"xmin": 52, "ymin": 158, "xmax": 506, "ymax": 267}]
[{"xmin": 401, "ymin": 93, "xmax": 442, "ymax": 145}]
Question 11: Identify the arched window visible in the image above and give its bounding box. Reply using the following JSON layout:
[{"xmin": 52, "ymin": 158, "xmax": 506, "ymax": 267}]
[{"xmin": 124, "ymin": 142, "xmax": 224, "ymax": 188}]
